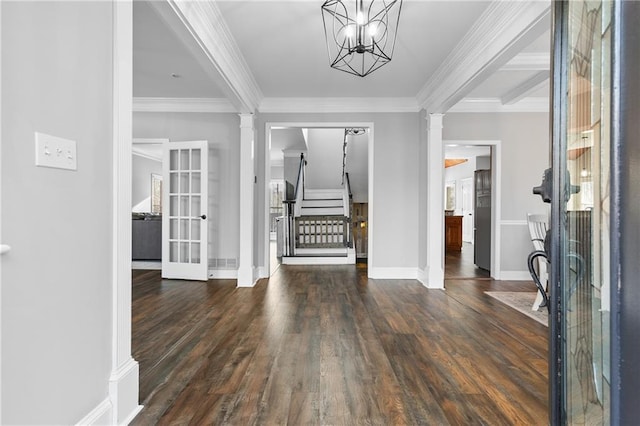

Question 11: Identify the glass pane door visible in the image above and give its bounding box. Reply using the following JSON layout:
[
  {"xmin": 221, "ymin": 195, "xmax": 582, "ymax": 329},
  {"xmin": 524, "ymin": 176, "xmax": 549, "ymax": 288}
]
[
  {"xmin": 162, "ymin": 141, "xmax": 209, "ymax": 281},
  {"xmin": 556, "ymin": 0, "xmax": 611, "ymax": 423}
]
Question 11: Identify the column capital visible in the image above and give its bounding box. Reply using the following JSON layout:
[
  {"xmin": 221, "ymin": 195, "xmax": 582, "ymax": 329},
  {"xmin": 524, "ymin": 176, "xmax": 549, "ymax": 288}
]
[
  {"xmin": 426, "ymin": 112, "xmax": 444, "ymax": 130},
  {"xmin": 239, "ymin": 113, "xmax": 255, "ymax": 129}
]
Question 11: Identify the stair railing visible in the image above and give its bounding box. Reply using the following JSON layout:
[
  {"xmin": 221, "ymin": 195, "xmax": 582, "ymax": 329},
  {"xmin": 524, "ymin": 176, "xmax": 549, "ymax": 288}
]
[
  {"xmin": 282, "ymin": 153, "xmax": 306, "ymax": 256},
  {"xmin": 293, "ymin": 153, "xmax": 306, "ymax": 218},
  {"xmin": 343, "ymin": 172, "xmax": 353, "ymax": 248}
]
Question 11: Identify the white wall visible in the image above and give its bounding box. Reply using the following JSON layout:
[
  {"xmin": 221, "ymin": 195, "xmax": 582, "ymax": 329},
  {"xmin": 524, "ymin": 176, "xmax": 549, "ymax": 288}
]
[
  {"xmin": 133, "ymin": 112, "xmax": 240, "ymax": 266},
  {"xmin": 283, "ymin": 152, "xmax": 304, "ymax": 199},
  {"xmin": 305, "ymin": 128, "xmax": 344, "ymax": 190},
  {"xmin": 443, "ymin": 112, "xmax": 550, "ymax": 274},
  {"xmin": 476, "ymin": 155, "xmax": 490, "ymax": 170},
  {"xmin": 1, "ymin": 2, "xmax": 114, "ymax": 423},
  {"xmin": 345, "ymin": 133, "xmax": 369, "ymax": 203},
  {"xmin": 257, "ymin": 112, "xmax": 420, "ymax": 274},
  {"xmin": 270, "ymin": 165, "xmax": 284, "ymax": 180},
  {"xmin": 132, "ymin": 154, "xmax": 162, "ymax": 212}
]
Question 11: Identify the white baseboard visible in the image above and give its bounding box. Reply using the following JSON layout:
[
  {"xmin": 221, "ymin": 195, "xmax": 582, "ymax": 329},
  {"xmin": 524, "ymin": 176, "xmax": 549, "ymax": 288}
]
[
  {"xmin": 109, "ymin": 358, "xmax": 142, "ymax": 425},
  {"xmin": 76, "ymin": 398, "xmax": 112, "ymax": 426},
  {"xmin": 255, "ymin": 266, "xmax": 268, "ymax": 280},
  {"xmin": 499, "ymin": 270, "xmax": 532, "ymax": 281},
  {"xmin": 208, "ymin": 269, "xmax": 238, "ymax": 279},
  {"xmin": 368, "ymin": 267, "xmax": 418, "ymax": 280},
  {"xmin": 120, "ymin": 405, "xmax": 144, "ymax": 426},
  {"xmin": 282, "ymin": 256, "xmax": 355, "ymax": 265}
]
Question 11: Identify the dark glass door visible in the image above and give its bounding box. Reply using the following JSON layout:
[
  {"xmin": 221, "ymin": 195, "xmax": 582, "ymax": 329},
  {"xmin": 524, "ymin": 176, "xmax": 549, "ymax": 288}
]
[{"xmin": 551, "ymin": 1, "xmax": 611, "ymax": 423}]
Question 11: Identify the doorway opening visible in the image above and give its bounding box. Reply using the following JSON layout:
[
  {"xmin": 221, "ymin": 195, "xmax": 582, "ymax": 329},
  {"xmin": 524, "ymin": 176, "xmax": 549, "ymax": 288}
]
[
  {"xmin": 264, "ymin": 123, "xmax": 374, "ymax": 276},
  {"xmin": 131, "ymin": 138, "xmax": 167, "ymax": 271},
  {"xmin": 440, "ymin": 140, "xmax": 501, "ymax": 282}
]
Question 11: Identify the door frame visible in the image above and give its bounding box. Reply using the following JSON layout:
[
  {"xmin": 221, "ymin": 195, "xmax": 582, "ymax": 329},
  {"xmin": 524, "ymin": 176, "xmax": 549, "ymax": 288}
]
[
  {"xmin": 112, "ymin": 1, "xmax": 142, "ymax": 423},
  {"xmin": 439, "ymin": 140, "xmax": 502, "ymax": 280},
  {"xmin": 0, "ymin": 1, "xmax": 3, "ymax": 419},
  {"xmin": 263, "ymin": 122, "xmax": 374, "ymax": 277}
]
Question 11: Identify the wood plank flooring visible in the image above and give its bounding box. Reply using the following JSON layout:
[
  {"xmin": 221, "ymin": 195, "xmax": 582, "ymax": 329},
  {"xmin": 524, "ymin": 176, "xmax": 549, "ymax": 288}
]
[{"xmin": 131, "ymin": 264, "xmax": 548, "ymax": 425}]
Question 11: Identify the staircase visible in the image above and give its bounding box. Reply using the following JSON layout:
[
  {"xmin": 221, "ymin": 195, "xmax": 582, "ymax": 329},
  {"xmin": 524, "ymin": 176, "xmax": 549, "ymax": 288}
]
[
  {"xmin": 300, "ymin": 189, "xmax": 344, "ymax": 216},
  {"xmin": 280, "ymin": 153, "xmax": 356, "ymax": 264},
  {"xmin": 283, "ymin": 187, "xmax": 355, "ymax": 265}
]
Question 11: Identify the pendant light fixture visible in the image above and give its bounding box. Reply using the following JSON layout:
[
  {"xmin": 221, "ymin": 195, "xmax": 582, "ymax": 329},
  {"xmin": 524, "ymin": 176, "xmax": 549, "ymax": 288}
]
[{"xmin": 321, "ymin": 0, "xmax": 403, "ymax": 77}]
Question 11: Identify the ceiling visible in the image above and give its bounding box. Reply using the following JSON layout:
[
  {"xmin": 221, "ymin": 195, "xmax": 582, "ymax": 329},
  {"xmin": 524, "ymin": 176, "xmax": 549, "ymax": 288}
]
[
  {"xmin": 132, "ymin": 0, "xmax": 552, "ymax": 112},
  {"xmin": 445, "ymin": 145, "xmax": 491, "ymax": 160}
]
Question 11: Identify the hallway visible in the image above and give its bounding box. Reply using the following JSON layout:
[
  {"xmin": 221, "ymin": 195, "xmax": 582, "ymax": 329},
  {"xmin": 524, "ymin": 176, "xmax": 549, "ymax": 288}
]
[
  {"xmin": 131, "ymin": 265, "xmax": 547, "ymax": 425},
  {"xmin": 445, "ymin": 242, "xmax": 491, "ymax": 280}
]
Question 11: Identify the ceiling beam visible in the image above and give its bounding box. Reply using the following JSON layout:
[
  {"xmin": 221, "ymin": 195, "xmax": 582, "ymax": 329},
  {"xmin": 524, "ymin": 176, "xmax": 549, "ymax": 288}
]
[
  {"xmin": 501, "ymin": 52, "xmax": 550, "ymax": 71},
  {"xmin": 501, "ymin": 70, "xmax": 549, "ymax": 105},
  {"xmin": 417, "ymin": 1, "xmax": 550, "ymax": 113},
  {"xmin": 153, "ymin": 0, "xmax": 262, "ymax": 113}
]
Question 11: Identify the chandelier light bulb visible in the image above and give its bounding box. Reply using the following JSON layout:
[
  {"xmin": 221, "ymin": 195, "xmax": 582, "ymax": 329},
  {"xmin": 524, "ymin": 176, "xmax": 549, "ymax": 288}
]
[
  {"xmin": 367, "ymin": 23, "xmax": 378, "ymax": 37},
  {"xmin": 356, "ymin": 11, "xmax": 366, "ymax": 25},
  {"xmin": 345, "ymin": 26, "xmax": 355, "ymax": 39}
]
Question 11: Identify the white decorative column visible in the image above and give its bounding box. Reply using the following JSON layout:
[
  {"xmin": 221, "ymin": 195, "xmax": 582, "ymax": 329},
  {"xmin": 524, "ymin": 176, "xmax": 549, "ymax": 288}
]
[
  {"xmin": 110, "ymin": 1, "xmax": 142, "ymax": 424},
  {"xmin": 238, "ymin": 113, "xmax": 256, "ymax": 287},
  {"xmin": 425, "ymin": 113, "xmax": 445, "ymax": 289}
]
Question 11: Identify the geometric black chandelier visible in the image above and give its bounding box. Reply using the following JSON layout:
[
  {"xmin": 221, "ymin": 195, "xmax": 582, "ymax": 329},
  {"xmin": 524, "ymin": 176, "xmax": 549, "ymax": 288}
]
[{"xmin": 321, "ymin": 0, "xmax": 403, "ymax": 77}]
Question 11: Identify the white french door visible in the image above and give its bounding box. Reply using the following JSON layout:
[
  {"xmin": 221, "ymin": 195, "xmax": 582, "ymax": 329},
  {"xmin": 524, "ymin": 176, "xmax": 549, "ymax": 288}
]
[
  {"xmin": 162, "ymin": 141, "xmax": 209, "ymax": 280},
  {"xmin": 461, "ymin": 178, "xmax": 474, "ymax": 243}
]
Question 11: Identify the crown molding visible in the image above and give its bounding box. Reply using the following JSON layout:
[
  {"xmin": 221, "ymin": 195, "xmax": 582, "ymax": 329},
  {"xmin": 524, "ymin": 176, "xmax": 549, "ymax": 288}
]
[
  {"xmin": 448, "ymin": 97, "xmax": 549, "ymax": 113},
  {"xmin": 259, "ymin": 97, "xmax": 420, "ymax": 113},
  {"xmin": 417, "ymin": 1, "xmax": 550, "ymax": 113},
  {"xmin": 167, "ymin": 0, "xmax": 263, "ymax": 113},
  {"xmin": 133, "ymin": 97, "xmax": 235, "ymax": 113}
]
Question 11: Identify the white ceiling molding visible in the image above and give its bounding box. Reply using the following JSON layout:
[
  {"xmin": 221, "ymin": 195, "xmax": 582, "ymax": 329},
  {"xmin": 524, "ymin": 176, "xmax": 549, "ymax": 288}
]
[
  {"xmin": 259, "ymin": 97, "xmax": 420, "ymax": 114},
  {"xmin": 166, "ymin": 0, "xmax": 263, "ymax": 113},
  {"xmin": 417, "ymin": 1, "xmax": 550, "ymax": 113},
  {"xmin": 133, "ymin": 97, "xmax": 236, "ymax": 113},
  {"xmin": 448, "ymin": 97, "xmax": 549, "ymax": 113},
  {"xmin": 501, "ymin": 52, "xmax": 550, "ymax": 71},
  {"xmin": 501, "ymin": 71, "xmax": 549, "ymax": 105}
]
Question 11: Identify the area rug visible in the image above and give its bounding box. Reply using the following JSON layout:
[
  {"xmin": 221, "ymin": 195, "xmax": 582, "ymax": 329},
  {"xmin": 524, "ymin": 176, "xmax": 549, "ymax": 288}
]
[{"xmin": 485, "ymin": 291, "xmax": 548, "ymax": 326}]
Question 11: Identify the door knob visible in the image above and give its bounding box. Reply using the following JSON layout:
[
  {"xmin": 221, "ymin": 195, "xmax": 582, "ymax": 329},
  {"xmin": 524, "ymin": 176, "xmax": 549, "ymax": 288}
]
[{"xmin": 200, "ymin": 215, "xmax": 207, "ymax": 220}]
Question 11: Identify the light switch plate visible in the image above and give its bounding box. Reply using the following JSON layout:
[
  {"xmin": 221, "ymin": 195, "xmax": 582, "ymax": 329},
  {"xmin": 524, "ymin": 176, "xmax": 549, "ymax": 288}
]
[{"xmin": 35, "ymin": 132, "xmax": 77, "ymax": 171}]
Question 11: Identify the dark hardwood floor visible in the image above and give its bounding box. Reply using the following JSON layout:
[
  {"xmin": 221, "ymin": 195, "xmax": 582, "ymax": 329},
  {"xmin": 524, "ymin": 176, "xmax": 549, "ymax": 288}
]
[
  {"xmin": 131, "ymin": 263, "xmax": 548, "ymax": 425},
  {"xmin": 445, "ymin": 242, "xmax": 491, "ymax": 280}
]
